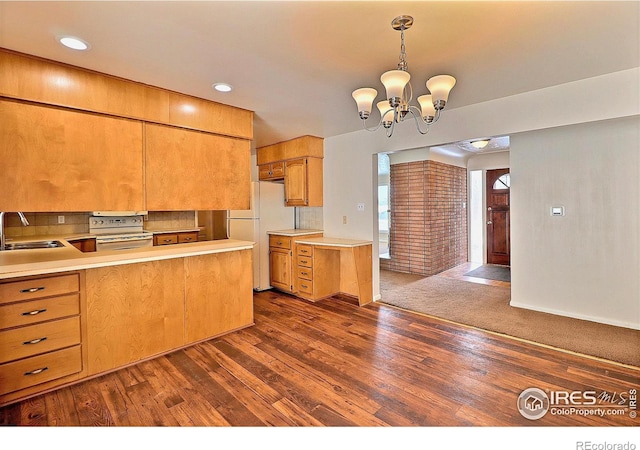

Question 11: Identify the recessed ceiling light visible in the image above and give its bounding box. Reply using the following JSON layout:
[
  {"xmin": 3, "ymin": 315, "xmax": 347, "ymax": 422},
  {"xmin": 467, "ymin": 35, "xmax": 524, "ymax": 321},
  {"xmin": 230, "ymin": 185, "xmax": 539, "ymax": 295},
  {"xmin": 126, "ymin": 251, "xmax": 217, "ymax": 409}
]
[
  {"xmin": 59, "ymin": 36, "xmax": 89, "ymax": 51},
  {"xmin": 212, "ymin": 82, "xmax": 233, "ymax": 93}
]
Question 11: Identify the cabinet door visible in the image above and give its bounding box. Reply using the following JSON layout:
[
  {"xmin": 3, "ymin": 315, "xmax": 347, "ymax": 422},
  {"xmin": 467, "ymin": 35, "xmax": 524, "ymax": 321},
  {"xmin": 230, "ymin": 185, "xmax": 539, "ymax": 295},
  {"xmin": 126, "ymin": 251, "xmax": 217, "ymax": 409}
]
[
  {"xmin": 85, "ymin": 259, "xmax": 185, "ymax": 375},
  {"xmin": 145, "ymin": 123, "xmax": 251, "ymax": 211},
  {"xmin": 184, "ymin": 250, "xmax": 253, "ymax": 344},
  {"xmin": 0, "ymin": 100, "xmax": 144, "ymax": 212},
  {"xmin": 269, "ymin": 248, "xmax": 293, "ymax": 292},
  {"xmin": 284, "ymin": 158, "xmax": 308, "ymax": 207}
]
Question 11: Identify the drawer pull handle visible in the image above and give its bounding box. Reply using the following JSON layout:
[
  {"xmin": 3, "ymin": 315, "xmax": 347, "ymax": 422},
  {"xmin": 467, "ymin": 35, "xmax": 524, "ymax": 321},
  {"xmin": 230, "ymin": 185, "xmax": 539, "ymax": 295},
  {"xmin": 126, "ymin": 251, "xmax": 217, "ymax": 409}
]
[
  {"xmin": 23, "ymin": 337, "xmax": 47, "ymax": 345},
  {"xmin": 301, "ymin": 284, "xmax": 309, "ymax": 289},
  {"xmin": 24, "ymin": 367, "xmax": 48, "ymax": 376},
  {"xmin": 301, "ymin": 250, "xmax": 309, "ymax": 254},
  {"xmin": 163, "ymin": 239, "xmax": 172, "ymax": 243},
  {"xmin": 22, "ymin": 308, "xmax": 47, "ymax": 316},
  {"xmin": 20, "ymin": 287, "xmax": 45, "ymax": 294},
  {"xmin": 183, "ymin": 237, "xmax": 192, "ymax": 241}
]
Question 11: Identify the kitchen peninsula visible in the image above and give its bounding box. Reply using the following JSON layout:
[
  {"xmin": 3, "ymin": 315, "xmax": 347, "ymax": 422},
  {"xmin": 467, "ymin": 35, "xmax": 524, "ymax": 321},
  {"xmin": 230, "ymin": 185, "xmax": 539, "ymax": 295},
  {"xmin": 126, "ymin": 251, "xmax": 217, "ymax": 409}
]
[{"xmin": 0, "ymin": 238, "xmax": 254, "ymax": 407}]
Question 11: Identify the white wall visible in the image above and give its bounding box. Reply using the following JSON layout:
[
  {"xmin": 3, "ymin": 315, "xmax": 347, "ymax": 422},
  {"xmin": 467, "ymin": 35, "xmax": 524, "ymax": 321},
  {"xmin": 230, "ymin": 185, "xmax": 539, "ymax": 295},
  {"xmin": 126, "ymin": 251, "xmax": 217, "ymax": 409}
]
[
  {"xmin": 510, "ymin": 117, "xmax": 640, "ymax": 329},
  {"xmin": 323, "ymin": 68, "xmax": 640, "ymax": 310}
]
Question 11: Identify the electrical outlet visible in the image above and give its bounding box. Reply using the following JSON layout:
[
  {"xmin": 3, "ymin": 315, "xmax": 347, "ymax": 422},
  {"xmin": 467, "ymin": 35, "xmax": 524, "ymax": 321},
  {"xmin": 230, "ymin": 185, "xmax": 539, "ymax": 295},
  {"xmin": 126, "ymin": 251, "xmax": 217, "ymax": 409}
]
[
  {"xmin": 357, "ymin": 203, "xmax": 365, "ymax": 211},
  {"xmin": 343, "ymin": 215, "xmax": 347, "ymax": 224},
  {"xmin": 57, "ymin": 215, "xmax": 65, "ymax": 224}
]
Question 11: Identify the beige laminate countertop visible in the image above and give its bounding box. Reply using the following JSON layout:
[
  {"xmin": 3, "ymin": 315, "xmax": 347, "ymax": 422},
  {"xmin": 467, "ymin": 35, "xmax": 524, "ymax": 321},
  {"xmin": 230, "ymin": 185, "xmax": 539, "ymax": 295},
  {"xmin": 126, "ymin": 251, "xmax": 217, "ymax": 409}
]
[
  {"xmin": 0, "ymin": 238, "xmax": 254, "ymax": 280},
  {"xmin": 294, "ymin": 237, "xmax": 373, "ymax": 248},
  {"xmin": 267, "ymin": 229, "xmax": 323, "ymax": 237}
]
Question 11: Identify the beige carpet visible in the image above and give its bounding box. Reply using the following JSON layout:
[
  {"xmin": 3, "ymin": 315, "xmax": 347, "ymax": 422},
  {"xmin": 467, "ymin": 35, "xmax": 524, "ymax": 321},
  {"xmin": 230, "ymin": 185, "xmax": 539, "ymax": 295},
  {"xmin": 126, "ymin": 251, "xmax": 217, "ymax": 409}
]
[{"xmin": 379, "ymin": 269, "xmax": 640, "ymax": 367}]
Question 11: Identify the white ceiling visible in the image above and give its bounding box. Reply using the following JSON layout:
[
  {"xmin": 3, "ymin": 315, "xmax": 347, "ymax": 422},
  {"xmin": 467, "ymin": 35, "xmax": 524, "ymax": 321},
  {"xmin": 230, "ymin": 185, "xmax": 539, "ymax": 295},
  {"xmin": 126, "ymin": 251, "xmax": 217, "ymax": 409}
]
[{"xmin": 0, "ymin": 1, "xmax": 638, "ymax": 148}]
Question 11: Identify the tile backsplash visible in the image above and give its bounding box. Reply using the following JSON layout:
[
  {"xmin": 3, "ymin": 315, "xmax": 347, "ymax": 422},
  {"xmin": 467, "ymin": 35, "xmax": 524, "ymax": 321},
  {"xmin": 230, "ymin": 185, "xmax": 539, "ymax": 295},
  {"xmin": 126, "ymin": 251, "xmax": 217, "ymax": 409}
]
[
  {"xmin": 4, "ymin": 211, "xmax": 197, "ymax": 238},
  {"xmin": 295, "ymin": 207, "xmax": 323, "ymax": 230}
]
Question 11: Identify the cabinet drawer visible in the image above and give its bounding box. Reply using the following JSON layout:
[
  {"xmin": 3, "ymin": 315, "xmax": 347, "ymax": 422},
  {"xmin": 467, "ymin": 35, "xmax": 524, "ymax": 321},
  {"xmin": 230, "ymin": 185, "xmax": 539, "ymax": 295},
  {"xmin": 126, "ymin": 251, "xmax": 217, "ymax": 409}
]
[
  {"xmin": 0, "ymin": 316, "xmax": 81, "ymax": 364},
  {"xmin": 0, "ymin": 293, "xmax": 79, "ymax": 330},
  {"xmin": 269, "ymin": 235, "xmax": 291, "ymax": 250},
  {"xmin": 297, "ymin": 279, "xmax": 313, "ymax": 295},
  {"xmin": 0, "ymin": 274, "xmax": 79, "ymax": 306},
  {"xmin": 0, "ymin": 345, "xmax": 82, "ymax": 396},
  {"xmin": 178, "ymin": 232, "xmax": 198, "ymax": 244},
  {"xmin": 296, "ymin": 255, "xmax": 313, "ymax": 268},
  {"xmin": 297, "ymin": 244, "xmax": 313, "ymax": 257},
  {"xmin": 296, "ymin": 267, "xmax": 313, "ymax": 281},
  {"xmin": 155, "ymin": 234, "xmax": 178, "ymax": 245}
]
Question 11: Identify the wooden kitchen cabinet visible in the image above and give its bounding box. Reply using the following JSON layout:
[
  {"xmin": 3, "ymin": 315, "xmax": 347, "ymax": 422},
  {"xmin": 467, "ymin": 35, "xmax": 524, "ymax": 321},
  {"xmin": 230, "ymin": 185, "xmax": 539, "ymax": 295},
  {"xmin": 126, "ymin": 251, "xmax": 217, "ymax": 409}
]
[
  {"xmin": 256, "ymin": 136, "xmax": 324, "ymax": 207},
  {"xmin": 269, "ymin": 235, "xmax": 294, "ymax": 293},
  {"xmin": 285, "ymin": 157, "xmax": 323, "ymax": 207},
  {"xmin": 0, "ymin": 99, "xmax": 144, "ymax": 212},
  {"xmin": 145, "ymin": 123, "xmax": 251, "ymax": 211},
  {"xmin": 184, "ymin": 250, "xmax": 253, "ymax": 344},
  {"xmin": 153, "ymin": 231, "xmax": 199, "ymax": 246},
  {"xmin": 258, "ymin": 161, "xmax": 285, "ymax": 181},
  {"xmin": 85, "ymin": 259, "xmax": 185, "ymax": 375},
  {"xmin": 268, "ymin": 233, "xmax": 323, "ymax": 294},
  {"xmin": 0, "ymin": 272, "xmax": 84, "ymax": 403},
  {"xmin": 85, "ymin": 249, "xmax": 253, "ymax": 376}
]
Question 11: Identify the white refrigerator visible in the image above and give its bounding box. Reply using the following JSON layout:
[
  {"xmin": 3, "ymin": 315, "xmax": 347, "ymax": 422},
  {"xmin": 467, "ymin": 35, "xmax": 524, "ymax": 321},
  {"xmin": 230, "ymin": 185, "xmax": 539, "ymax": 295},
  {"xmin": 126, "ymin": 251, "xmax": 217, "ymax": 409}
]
[{"xmin": 227, "ymin": 181, "xmax": 294, "ymax": 291}]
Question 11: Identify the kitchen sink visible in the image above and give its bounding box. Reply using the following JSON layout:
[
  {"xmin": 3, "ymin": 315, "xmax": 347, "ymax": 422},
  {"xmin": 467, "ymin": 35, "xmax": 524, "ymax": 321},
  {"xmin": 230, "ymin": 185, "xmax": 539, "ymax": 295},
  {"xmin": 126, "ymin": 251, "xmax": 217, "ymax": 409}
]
[{"xmin": 3, "ymin": 240, "xmax": 65, "ymax": 250}]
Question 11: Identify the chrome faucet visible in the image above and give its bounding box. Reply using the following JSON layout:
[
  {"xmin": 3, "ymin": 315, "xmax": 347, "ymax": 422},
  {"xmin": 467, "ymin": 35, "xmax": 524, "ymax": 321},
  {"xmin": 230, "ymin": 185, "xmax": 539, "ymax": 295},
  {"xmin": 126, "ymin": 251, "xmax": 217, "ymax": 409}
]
[{"xmin": 0, "ymin": 212, "xmax": 30, "ymax": 251}]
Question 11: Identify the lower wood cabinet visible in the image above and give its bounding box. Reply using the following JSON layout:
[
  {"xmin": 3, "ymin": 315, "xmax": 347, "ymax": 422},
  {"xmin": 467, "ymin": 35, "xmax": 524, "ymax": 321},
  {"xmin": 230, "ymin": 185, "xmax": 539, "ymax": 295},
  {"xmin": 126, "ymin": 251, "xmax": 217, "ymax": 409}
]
[
  {"xmin": 268, "ymin": 233, "xmax": 323, "ymax": 295},
  {"xmin": 86, "ymin": 249, "xmax": 253, "ymax": 376},
  {"xmin": 68, "ymin": 237, "xmax": 96, "ymax": 253},
  {"xmin": 0, "ymin": 272, "xmax": 84, "ymax": 404},
  {"xmin": 184, "ymin": 250, "xmax": 253, "ymax": 343},
  {"xmin": 85, "ymin": 258, "xmax": 185, "ymax": 375},
  {"xmin": 153, "ymin": 231, "xmax": 199, "ymax": 246}
]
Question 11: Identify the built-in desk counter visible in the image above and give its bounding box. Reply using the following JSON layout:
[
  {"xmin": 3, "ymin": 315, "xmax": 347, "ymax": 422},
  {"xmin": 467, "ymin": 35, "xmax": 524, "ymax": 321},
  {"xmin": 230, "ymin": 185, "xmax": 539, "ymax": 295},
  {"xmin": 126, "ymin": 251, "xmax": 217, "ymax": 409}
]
[{"xmin": 292, "ymin": 236, "xmax": 373, "ymax": 306}]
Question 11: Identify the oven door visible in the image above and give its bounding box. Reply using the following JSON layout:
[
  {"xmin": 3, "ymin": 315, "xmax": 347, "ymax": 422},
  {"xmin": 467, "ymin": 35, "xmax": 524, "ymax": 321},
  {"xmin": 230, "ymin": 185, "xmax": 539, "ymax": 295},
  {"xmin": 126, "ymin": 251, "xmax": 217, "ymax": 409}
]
[{"xmin": 95, "ymin": 235, "xmax": 153, "ymax": 251}]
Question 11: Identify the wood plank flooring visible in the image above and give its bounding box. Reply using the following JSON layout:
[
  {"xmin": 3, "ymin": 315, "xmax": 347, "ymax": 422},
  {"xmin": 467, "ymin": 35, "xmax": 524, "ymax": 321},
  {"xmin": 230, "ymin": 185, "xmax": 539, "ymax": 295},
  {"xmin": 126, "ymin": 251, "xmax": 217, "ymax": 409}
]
[{"xmin": 1, "ymin": 289, "xmax": 638, "ymax": 426}]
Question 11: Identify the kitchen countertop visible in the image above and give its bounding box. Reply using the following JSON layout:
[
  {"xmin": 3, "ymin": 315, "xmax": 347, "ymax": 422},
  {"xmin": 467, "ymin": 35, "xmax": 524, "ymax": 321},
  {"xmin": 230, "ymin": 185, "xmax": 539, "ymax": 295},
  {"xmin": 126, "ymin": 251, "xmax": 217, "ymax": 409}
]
[
  {"xmin": 267, "ymin": 229, "xmax": 323, "ymax": 236},
  {"xmin": 294, "ymin": 237, "xmax": 372, "ymax": 248},
  {"xmin": 0, "ymin": 237, "xmax": 254, "ymax": 280}
]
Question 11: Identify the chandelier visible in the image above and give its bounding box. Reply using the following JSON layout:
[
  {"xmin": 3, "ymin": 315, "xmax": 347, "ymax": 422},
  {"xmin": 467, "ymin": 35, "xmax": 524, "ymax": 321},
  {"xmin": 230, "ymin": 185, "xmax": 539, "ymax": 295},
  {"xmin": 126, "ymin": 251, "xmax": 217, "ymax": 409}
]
[{"xmin": 352, "ymin": 15, "xmax": 456, "ymax": 137}]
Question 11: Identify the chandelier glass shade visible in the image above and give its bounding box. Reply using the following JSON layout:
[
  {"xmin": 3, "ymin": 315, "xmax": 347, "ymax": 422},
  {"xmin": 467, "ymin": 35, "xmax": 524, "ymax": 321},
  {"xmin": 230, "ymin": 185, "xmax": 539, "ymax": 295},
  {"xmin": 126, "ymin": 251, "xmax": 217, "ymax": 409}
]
[{"xmin": 352, "ymin": 15, "xmax": 456, "ymax": 137}]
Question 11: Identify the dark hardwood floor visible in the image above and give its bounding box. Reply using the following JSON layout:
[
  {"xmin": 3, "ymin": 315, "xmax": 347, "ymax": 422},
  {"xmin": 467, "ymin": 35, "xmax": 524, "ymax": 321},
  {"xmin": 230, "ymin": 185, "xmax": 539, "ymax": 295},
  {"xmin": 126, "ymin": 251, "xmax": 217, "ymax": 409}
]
[{"xmin": 1, "ymin": 289, "xmax": 638, "ymax": 426}]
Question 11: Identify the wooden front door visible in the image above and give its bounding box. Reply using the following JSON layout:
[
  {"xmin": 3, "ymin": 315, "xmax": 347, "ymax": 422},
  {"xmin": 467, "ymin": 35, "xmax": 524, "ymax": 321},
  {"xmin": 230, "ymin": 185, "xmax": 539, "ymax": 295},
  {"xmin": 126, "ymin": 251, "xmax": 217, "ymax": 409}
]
[{"xmin": 486, "ymin": 168, "xmax": 510, "ymax": 266}]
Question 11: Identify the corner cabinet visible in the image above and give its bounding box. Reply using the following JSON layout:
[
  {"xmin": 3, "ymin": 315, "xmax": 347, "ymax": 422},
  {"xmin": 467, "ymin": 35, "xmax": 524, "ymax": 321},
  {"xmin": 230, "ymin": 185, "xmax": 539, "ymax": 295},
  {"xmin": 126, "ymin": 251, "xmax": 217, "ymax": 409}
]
[{"xmin": 257, "ymin": 136, "xmax": 324, "ymax": 207}]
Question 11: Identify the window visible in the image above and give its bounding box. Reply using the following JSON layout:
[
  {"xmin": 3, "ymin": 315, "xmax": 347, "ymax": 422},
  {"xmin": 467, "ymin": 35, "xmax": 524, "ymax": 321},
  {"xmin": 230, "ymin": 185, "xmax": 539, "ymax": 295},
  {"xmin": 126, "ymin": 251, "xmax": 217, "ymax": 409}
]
[{"xmin": 493, "ymin": 173, "xmax": 510, "ymax": 190}]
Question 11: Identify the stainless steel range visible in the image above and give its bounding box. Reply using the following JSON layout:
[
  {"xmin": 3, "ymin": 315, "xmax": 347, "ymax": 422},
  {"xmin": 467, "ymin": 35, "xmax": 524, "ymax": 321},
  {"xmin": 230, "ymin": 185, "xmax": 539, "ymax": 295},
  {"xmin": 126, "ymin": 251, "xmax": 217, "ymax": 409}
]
[{"xmin": 89, "ymin": 212, "xmax": 153, "ymax": 251}]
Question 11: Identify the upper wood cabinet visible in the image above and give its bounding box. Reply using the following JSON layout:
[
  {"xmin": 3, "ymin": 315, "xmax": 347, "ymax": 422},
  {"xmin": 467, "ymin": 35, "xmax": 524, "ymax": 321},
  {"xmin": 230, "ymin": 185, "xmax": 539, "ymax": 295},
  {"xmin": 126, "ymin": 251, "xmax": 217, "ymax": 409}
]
[
  {"xmin": 145, "ymin": 124, "xmax": 251, "ymax": 211},
  {"xmin": 257, "ymin": 135, "xmax": 323, "ymax": 165},
  {"xmin": 256, "ymin": 136, "xmax": 324, "ymax": 206},
  {"xmin": 0, "ymin": 49, "xmax": 253, "ymax": 140},
  {"xmin": 0, "ymin": 99, "xmax": 144, "ymax": 212},
  {"xmin": 284, "ymin": 157, "xmax": 323, "ymax": 207}
]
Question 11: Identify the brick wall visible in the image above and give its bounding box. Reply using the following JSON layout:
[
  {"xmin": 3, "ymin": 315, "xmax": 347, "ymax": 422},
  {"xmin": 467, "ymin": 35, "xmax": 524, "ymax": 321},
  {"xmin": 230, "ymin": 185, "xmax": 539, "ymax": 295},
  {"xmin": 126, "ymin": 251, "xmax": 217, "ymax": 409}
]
[{"xmin": 380, "ymin": 160, "xmax": 468, "ymax": 276}]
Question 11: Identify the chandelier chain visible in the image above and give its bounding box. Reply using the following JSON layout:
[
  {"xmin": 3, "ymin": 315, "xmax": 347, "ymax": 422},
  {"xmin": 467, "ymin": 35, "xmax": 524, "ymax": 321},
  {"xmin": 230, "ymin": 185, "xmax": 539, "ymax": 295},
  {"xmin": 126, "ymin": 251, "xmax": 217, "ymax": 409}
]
[{"xmin": 398, "ymin": 26, "xmax": 408, "ymax": 71}]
